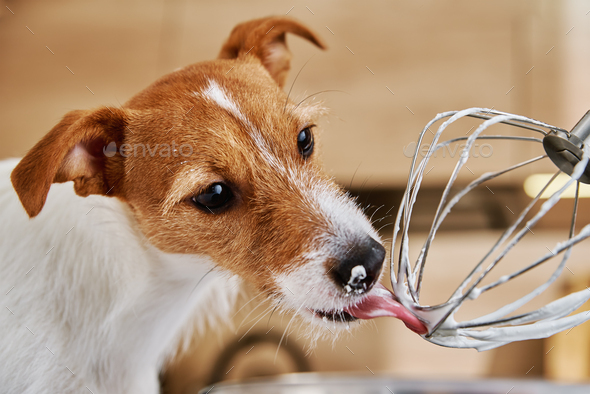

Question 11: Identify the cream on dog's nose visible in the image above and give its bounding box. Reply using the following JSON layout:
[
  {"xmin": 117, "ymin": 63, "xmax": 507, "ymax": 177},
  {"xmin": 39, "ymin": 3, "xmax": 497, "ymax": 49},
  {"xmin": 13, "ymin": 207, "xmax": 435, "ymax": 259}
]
[{"xmin": 333, "ymin": 237, "xmax": 385, "ymax": 294}]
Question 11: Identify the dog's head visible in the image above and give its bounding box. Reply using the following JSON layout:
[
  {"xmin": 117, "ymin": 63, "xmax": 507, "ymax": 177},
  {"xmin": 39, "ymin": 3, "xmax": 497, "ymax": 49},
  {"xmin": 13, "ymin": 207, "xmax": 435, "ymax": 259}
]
[{"xmin": 10, "ymin": 17, "xmax": 425, "ymax": 334}]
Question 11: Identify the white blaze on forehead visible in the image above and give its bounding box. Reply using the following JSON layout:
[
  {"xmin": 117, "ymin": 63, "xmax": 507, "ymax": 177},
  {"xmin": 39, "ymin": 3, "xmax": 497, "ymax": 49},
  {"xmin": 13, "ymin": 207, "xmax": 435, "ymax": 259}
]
[
  {"xmin": 201, "ymin": 79, "xmax": 250, "ymax": 126},
  {"xmin": 250, "ymin": 129, "xmax": 287, "ymax": 174},
  {"xmin": 200, "ymin": 79, "xmax": 288, "ymax": 174}
]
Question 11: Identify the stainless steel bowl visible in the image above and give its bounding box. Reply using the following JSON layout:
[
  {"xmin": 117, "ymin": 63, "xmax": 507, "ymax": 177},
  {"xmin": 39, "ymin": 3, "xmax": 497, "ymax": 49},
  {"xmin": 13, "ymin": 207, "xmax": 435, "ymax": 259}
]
[{"xmin": 199, "ymin": 373, "xmax": 590, "ymax": 394}]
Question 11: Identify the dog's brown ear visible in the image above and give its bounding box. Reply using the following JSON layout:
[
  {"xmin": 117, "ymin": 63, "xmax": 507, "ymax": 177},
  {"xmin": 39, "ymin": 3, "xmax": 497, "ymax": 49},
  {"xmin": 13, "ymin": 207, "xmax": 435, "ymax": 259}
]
[
  {"xmin": 11, "ymin": 107, "xmax": 129, "ymax": 218},
  {"xmin": 218, "ymin": 16, "xmax": 326, "ymax": 87}
]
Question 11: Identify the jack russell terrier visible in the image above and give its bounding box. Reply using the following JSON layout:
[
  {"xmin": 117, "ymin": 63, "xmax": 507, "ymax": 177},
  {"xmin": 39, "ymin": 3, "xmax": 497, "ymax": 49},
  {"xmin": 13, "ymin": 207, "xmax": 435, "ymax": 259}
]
[{"xmin": 0, "ymin": 16, "xmax": 426, "ymax": 394}]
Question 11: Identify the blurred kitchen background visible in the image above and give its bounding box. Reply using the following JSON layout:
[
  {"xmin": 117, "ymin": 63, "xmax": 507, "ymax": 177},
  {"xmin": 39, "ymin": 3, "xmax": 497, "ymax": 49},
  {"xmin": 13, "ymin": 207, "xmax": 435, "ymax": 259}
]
[{"xmin": 2, "ymin": 1, "xmax": 590, "ymax": 393}]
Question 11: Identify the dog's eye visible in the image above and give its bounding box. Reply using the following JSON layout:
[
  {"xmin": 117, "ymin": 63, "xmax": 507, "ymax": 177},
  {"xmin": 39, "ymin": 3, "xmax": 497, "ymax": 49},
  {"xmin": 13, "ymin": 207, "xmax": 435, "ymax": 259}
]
[
  {"xmin": 191, "ymin": 183, "xmax": 233, "ymax": 213},
  {"xmin": 297, "ymin": 127, "xmax": 314, "ymax": 158}
]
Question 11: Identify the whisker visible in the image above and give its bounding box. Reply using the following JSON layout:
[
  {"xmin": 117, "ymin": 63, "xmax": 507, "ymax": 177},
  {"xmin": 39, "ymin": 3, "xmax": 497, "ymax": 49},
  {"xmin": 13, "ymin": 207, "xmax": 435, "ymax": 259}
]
[
  {"xmin": 358, "ymin": 175, "xmax": 371, "ymax": 194},
  {"xmin": 268, "ymin": 295, "xmax": 284, "ymax": 326},
  {"xmin": 348, "ymin": 162, "xmax": 363, "ymax": 189},
  {"xmin": 236, "ymin": 299, "xmax": 267, "ymax": 332},
  {"xmin": 287, "ymin": 90, "xmax": 346, "ymax": 123},
  {"xmin": 238, "ymin": 304, "xmax": 274, "ymax": 342},
  {"xmin": 377, "ymin": 222, "xmax": 394, "ymax": 233},
  {"xmin": 369, "ymin": 205, "xmax": 385, "ymax": 223},
  {"xmin": 284, "ymin": 55, "xmax": 316, "ymax": 114},
  {"xmin": 372, "ymin": 214, "xmax": 393, "ymax": 225},
  {"xmin": 232, "ymin": 292, "xmax": 264, "ymax": 319},
  {"xmin": 187, "ymin": 267, "xmax": 216, "ymax": 300},
  {"xmin": 275, "ymin": 302, "xmax": 306, "ymax": 364},
  {"xmin": 244, "ymin": 302, "xmax": 275, "ymax": 328}
]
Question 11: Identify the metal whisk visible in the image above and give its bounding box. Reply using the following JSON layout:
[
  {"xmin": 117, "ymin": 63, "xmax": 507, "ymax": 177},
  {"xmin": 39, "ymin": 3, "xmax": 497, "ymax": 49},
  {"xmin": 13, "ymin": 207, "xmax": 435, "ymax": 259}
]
[{"xmin": 391, "ymin": 108, "xmax": 590, "ymax": 351}]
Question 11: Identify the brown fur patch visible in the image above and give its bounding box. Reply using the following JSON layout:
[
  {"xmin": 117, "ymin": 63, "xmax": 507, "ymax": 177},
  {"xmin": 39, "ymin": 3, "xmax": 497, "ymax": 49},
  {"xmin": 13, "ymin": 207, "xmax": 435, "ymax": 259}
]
[{"xmin": 11, "ymin": 16, "xmax": 338, "ymax": 296}]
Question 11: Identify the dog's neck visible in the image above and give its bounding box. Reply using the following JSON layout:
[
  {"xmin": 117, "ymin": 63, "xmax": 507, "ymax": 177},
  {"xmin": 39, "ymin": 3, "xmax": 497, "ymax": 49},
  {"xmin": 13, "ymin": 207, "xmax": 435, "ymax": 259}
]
[
  {"xmin": 102, "ymin": 247, "xmax": 239, "ymax": 392},
  {"xmin": 89, "ymin": 209, "xmax": 241, "ymax": 392},
  {"xmin": 1, "ymin": 177, "xmax": 240, "ymax": 393}
]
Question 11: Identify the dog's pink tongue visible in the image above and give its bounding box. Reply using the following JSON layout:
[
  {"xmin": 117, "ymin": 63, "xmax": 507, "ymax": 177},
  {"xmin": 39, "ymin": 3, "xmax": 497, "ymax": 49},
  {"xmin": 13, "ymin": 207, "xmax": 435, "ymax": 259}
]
[{"xmin": 345, "ymin": 284, "xmax": 428, "ymax": 335}]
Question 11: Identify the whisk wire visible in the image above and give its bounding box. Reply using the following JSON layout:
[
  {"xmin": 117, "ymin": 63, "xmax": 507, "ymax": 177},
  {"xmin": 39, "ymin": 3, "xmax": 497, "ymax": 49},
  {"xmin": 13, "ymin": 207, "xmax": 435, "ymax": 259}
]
[
  {"xmin": 391, "ymin": 108, "xmax": 590, "ymax": 350},
  {"xmin": 459, "ymin": 179, "xmax": 585, "ymax": 330},
  {"xmin": 398, "ymin": 109, "xmax": 489, "ymax": 296},
  {"xmin": 415, "ymin": 114, "xmax": 525, "ymax": 297},
  {"xmin": 414, "ymin": 153, "xmax": 547, "ymax": 296},
  {"xmin": 429, "ymin": 167, "xmax": 580, "ymax": 334},
  {"xmin": 465, "ymin": 112, "xmax": 567, "ymax": 136}
]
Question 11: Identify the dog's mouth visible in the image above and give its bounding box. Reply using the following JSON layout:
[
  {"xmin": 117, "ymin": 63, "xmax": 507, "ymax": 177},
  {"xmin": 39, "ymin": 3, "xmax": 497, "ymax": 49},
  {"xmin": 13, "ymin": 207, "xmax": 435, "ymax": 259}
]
[
  {"xmin": 312, "ymin": 308, "xmax": 358, "ymax": 323},
  {"xmin": 312, "ymin": 284, "xmax": 428, "ymax": 334}
]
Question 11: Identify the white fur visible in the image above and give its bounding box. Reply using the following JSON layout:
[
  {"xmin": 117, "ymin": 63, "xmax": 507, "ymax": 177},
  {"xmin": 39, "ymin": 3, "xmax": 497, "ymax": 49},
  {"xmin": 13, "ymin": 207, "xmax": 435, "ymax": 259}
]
[
  {"xmin": 200, "ymin": 79, "xmax": 288, "ymax": 175},
  {"xmin": 249, "ymin": 128, "xmax": 289, "ymax": 174},
  {"xmin": 201, "ymin": 79, "xmax": 250, "ymax": 127},
  {"xmin": 0, "ymin": 159, "xmax": 240, "ymax": 394},
  {"xmin": 275, "ymin": 176, "xmax": 381, "ymax": 324}
]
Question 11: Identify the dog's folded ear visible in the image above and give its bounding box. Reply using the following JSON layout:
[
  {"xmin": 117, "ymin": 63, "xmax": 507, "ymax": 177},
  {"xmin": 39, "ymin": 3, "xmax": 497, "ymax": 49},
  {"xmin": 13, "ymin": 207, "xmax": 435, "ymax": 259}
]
[
  {"xmin": 218, "ymin": 16, "xmax": 326, "ymax": 87},
  {"xmin": 11, "ymin": 107, "xmax": 129, "ymax": 218}
]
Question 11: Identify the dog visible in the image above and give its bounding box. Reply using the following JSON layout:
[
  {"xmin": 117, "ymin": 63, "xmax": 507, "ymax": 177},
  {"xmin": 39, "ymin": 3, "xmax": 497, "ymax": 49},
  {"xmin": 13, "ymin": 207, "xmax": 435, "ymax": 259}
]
[{"xmin": 0, "ymin": 16, "xmax": 425, "ymax": 394}]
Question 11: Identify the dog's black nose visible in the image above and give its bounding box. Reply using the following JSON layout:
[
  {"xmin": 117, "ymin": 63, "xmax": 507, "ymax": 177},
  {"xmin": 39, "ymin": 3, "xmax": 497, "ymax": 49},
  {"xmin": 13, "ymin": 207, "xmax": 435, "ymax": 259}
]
[{"xmin": 332, "ymin": 237, "xmax": 386, "ymax": 294}]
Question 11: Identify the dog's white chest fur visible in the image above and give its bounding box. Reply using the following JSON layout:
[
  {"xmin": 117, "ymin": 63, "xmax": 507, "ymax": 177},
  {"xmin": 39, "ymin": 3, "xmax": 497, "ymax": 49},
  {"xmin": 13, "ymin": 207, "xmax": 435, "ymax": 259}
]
[{"xmin": 0, "ymin": 159, "xmax": 240, "ymax": 394}]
